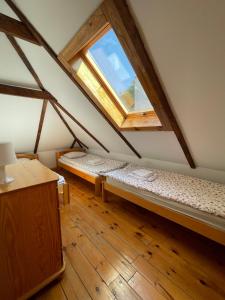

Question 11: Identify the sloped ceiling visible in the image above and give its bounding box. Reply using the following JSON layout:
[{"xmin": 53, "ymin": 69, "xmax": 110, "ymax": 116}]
[{"xmin": 0, "ymin": 0, "xmax": 225, "ymax": 173}]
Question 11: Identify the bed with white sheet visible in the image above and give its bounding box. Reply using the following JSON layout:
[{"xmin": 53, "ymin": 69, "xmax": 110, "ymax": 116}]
[
  {"xmin": 56, "ymin": 148, "xmax": 126, "ymax": 195},
  {"xmin": 102, "ymin": 164, "xmax": 225, "ymax": 246}
]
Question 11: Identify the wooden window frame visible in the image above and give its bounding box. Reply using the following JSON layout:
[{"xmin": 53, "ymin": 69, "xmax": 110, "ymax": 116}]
[
  {"xmin": 76, "ymin": 24, "xmax": 162, "ymax": 129},
  {"xmin": 80, "ymin": 44, "xmax": 127, "ymax": 118},
  {"xmin": 59, "ymin": 2, "xmax": 167, "ymax": 131},
  {"xmin": 58, "ymin": 0, "xmax": 195, "ymax": 168},
  {"xmin": 5, "ymin": 0, "xmax": 194, "ymax": 166}
]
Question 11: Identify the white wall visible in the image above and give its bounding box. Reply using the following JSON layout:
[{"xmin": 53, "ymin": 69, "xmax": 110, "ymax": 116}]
[
  {"xmin": 0, "ymin": 95, "xmax": 41, "ymax": 152},
  {"xmin": 128, "ymin": 0, "xmax": 225, "ymax": 171},
  {"xmin": 0, "ymin": 0, "xmax": 225, "ymax": 182},
  {"xmin": 0, "ymin": 35, "xmax": 38, "ymax": 88},
  {"xmin": 89, "ymin": 148, "xmax": 225, "ymax": 184}
]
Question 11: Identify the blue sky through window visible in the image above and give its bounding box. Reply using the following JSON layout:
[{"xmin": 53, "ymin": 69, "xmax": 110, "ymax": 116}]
[
  {"xmin": 89, "ymin": 29, "xmax": 135, "ymax": 94},
  {"xmin": 88, "ymin": 29, "xmax": 152, "ymax": 112}
]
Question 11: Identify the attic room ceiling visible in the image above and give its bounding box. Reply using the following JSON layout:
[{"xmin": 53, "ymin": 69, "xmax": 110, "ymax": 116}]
[
  {"xmin": 1, "ymin": 0, "xmax": 195, "ymax": 167},
  {"xmin": 0, "ymin": 0, "xmax": 225, "ymax": 172},
  {"xmin": 0, "ymin": 32, "xmax": 107, "ymax": 153}
]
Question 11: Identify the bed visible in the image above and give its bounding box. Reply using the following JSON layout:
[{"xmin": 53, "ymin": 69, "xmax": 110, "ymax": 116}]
[
  {"xmin": 56, "ymin": 147, "xmax": 126, "ymax": 196},
  {"xmin": 102, "ymin": 164, "xmax": 225, "ymax": 246}
]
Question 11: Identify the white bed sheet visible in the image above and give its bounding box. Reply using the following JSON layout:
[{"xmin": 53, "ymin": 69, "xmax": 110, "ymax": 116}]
[
  {"xmin": 105, "ymin": 164, "xmax": 225, "ymax": 219},
  {"xmin": 106, "ymin": 177, "xmax": 225, "ymax": 231},
  {"xmin": 58, "ymin": 157, "xmax": 98, "ymax": 177},
  {"xmin": 59, "ymin": 154, "xmax": 126, "ymax": 175}
]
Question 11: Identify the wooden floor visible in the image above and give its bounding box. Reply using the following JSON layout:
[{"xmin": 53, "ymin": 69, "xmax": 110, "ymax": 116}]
[{"xmin": 33, "ymin": 170, "xmax": 225, "ymax": 300}]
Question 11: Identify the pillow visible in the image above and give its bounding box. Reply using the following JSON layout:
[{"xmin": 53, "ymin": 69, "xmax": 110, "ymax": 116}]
[{"xmin": 63, "ymin": 151, "xmax": 86, "ymax": 159}]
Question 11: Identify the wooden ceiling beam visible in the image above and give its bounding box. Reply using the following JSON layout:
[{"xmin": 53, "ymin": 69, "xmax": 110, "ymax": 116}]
[
  {"xmin": 50, "ymin": 101, "xmax": 88, "ymax": 149},
  {"xmin": 104, "ymin": 0, "xmax": 195, "ymax": 167},
  {"xmin": 4, "ymin": 32, "xmax": 95, "ymax": 153},
  {"xmin": 0, "ymin": 13, "xmax": 40, "ymax": 44},
  {"xmin": 70, "ymin": 139, "xmax": 84, "ymax": 149},
  {"xmin": 49, "ymin": 99, "xmax": 109, "ymax": 153},
  {"xmin": 0, "ymin": 83, "xmax": 54, "ymax": 100},
  {"xmin": 34, "ymin": 100, "xmax": 48, "ymax": 153},
  {"xmin": 75, "ymin": 140, "xmax": 83, "ymax": 149},
  {"xmin": 4, "ymin": 0, "xmax": 141, "ymax": 159},
  {"xmin": 6, "ymin": 34, "xmax": 56, "ymax": 154},
  {"xmin": 6, "ymin": 35, "xmax": 43, "ymax": 88},
  {"xmin": 70, "ymin": 139, "xmax": 77, "ymax": 148}
]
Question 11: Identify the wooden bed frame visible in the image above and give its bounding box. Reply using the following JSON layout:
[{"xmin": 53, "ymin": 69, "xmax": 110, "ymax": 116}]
[
  {"xmin": 102, "ymin": 178, "xmax": 225, "ymax": 246},
  {"xmin": 16, "ymin": 153, "xmax": 39, "ymax": 160},
  {"xmin": 56, "ymin": 147, "xmax": 102, "ymax": 196}
]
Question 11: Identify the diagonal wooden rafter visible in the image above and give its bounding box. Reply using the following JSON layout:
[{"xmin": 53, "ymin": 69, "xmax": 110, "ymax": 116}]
[
  {"xmin": 71, "ymin": 139, "xmax": 87, "ymax": 149},
  {"xmin": 6, "ymin": 34, "xmax": 49, "ymax": 153},
  {"xmin": 6, "ymin": 34, "xmax": 91, "ymax": 152},
  {"xmin": 4, "ymin": 0, "xmax": 196, "ymax": 167},
  {"xmin": 6, "ymin": 34, "xmax": 43, "ymax": 88},
  {"xmin": 49, "ymin": 99, "xmax": 110, "ymax": 153},
  {"xmin": 73, "ymin": 140, "xmax": 83, "ymax": 149},
  {"xmin": 70, "ymin": 139, "xmax": 77, "ymax": 148},
  {"xmin": 34, "ymin": 100, "xmax": 48, "ymax": 153},
  {"xmin": 0, "ymin": 84, "xmax": 109, "ymax": 151},
  {"xmin": 4, "ymin": 0, "xmax": 142, "ymax": 159},
  {"xmin": 0, "ymin": 13, "xmax": 39, "ymax": 44},
  {"xmin": 50, "ymin": 101, "xmax": 88, "ymax": 149},
  {"xmin": 104, "ymin": 0, "xmax": 195, "ymax": 167}
]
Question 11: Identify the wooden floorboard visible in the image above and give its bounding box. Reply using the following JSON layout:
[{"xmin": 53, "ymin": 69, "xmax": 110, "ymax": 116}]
[
  {"xmin": 60, "ymin": 255, "xmax": 91, "ymax": 300},
  {"xmin": 32, "ymin": 281, "xmax": 67, "ymax": 300},
  {"xmin": 35, "ymin": 170, "xmax": 225, "ymax": 300}
]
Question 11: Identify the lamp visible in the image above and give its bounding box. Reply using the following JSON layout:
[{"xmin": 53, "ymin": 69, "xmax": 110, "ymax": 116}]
[{"xmin": 0, "ymin": 142, "xmax": 17, "ymax": 184}]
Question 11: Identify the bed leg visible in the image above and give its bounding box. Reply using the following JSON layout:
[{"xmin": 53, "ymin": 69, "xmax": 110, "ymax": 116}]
[
  {"xmin": 102, "ymin": 182, "xmax": 108, "ymax": 202},
  {"xmin": 56, "ymin": 163, "xmax": 61, "ymax": 171},
  {"xmin": 95, "ymin": 182, "xmax": 101, "ymax": 196}
]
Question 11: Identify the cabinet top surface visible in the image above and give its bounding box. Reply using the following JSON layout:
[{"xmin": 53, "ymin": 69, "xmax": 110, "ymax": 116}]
[{"xmin": 0, "ymin": 160, "xmax": 58, "ymax": 194}]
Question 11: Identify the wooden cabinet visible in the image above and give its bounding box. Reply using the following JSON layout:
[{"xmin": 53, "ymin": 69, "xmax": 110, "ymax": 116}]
[{"xmin": 0, "ymin": 160, "xmax": 64, "ymax": 300}]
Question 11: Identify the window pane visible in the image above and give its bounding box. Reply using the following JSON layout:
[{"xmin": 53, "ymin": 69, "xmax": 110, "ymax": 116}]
[
  {"xmin": 72, "ymin": 58, "xmax": 124, "ymax": 126},
  {"xmin": 87, "ymin": 29, "xmax": 153, "ymax": 113}
]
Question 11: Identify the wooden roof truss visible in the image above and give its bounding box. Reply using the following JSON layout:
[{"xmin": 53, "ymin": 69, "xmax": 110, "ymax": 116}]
[
  {"xmin": 1, "ymin": 17, "xmax": 110, "ymax": 153},
  {"xmin": 0, "ymin": 0, "xmax": 195, "ymax": 167}
]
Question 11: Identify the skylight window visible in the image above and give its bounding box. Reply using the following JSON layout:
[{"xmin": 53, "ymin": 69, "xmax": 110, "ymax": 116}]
[
  {"xmin": 87, "ymin": 29, "xmax": 153, "ymax": 114},
  {"xmin": 58, "ymin": 0, "xmax": 194, "ymax": 167},
  {"xmin": 59, "ymin": 4, "xmax": 163, "ymax": 130},
  {"xmin": 69, "ymin": 25, "xmax": 161, "ymax": 129}
]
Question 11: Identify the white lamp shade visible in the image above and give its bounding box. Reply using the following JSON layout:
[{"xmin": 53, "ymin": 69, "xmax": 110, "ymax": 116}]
[{"xmin": 0, "ymin": 142, "xmax": 17, "ymax": 166}]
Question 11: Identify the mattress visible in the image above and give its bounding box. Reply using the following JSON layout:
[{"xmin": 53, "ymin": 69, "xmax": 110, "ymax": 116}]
[
  {"xmin": 58, "ymin": 154, "xmax": 126, "ymax": 175},
  {"xmin": 106, "ymin": 177, "xmax": 225, "ymax": 231},
  {"xmin": 58, "ymin": 157, "xmax": 98, "ymax": 177},
  {"xmin": 105, "ymin": 164, "xmax": 225, "ymax": 219}
]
